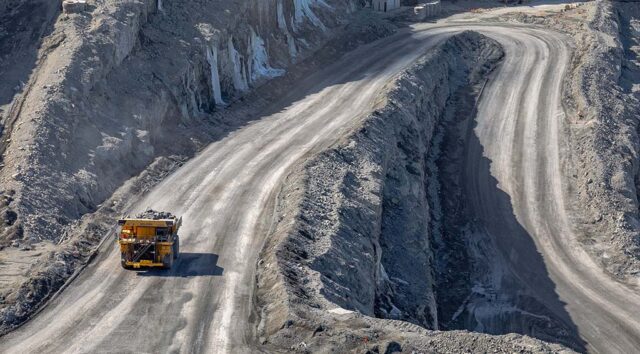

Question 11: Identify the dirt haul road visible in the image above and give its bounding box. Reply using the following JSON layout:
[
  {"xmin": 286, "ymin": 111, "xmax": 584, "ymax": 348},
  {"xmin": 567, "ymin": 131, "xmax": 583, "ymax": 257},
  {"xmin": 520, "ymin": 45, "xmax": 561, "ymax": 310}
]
[{"xmin": 1, "ymin": 23, "xmax": 640, "ymax": 353}]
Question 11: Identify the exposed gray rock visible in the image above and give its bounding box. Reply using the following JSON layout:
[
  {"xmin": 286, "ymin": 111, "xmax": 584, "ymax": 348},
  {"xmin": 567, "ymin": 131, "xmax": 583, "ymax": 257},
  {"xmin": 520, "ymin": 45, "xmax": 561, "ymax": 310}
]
[{"xmin": 563, "ymin": 0, "xmax": 640, "ymax": 283}]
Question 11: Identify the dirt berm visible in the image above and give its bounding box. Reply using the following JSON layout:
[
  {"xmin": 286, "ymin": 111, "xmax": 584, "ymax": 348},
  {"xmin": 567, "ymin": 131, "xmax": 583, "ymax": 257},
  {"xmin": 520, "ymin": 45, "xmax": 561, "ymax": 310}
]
[{"xmin": 255, "ymin": 31, "xmax": 572, "ymax": 353}]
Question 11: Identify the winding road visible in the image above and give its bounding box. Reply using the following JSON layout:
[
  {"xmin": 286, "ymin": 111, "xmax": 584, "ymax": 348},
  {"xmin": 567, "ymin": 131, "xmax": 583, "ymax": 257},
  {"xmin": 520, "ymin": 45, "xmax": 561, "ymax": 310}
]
[{"xmin": 1, "ymin": 20, "xmax": 640, "ymax": 354}]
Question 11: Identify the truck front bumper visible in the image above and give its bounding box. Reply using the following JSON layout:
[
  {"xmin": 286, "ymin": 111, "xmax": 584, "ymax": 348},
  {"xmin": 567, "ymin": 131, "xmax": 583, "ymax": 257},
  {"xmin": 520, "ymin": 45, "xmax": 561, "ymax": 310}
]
[{"xmin": 124, "ymin": 260, "xmax": 165, "ymax": 268}]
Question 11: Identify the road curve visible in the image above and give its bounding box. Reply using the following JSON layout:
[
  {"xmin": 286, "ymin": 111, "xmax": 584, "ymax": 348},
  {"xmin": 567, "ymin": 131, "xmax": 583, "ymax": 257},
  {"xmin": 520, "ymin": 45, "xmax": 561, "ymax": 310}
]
[
  {"xmin": 1, "ymin": 23, "xmax": 639, "ymax": 354},
  {"xmin": 464, "ymin": 26, "xmax": 640, "ymax": 353}
]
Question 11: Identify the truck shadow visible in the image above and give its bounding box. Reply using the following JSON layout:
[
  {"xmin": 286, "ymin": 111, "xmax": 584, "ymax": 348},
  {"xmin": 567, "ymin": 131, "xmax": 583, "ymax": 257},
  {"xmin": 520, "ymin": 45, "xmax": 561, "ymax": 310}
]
[{"xmin": 135, "ymin": 252, "xmax": 224, "ymax": 277}]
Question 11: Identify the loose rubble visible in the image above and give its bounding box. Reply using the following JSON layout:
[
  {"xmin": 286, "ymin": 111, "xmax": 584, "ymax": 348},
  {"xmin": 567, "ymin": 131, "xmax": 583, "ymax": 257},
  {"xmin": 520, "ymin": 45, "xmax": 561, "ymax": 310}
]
[{"xmin": 134, "ymin": 209, "xmax": 175, "ymax": 220}]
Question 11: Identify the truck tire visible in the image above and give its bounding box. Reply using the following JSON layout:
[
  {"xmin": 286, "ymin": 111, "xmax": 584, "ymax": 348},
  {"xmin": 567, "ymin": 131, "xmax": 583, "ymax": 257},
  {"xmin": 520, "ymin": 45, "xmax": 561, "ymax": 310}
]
[
  {"xmin": 162, "ymin": 253, "xmax": 173, "ymax": 269},
  {"xmin": 121, "ymin": 257, "xmax": 132, "ymax": 270},
  {"xmin": 173, "ymin": 236, "xmax": 180, "ymax": 260}
]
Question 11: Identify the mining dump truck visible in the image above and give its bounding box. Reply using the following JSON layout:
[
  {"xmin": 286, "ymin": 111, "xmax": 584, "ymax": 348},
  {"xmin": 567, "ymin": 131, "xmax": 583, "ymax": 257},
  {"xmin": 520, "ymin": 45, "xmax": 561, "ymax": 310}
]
[{"xmin": 118, "ymin": 210, "xmax": 181, "ymax": 270}]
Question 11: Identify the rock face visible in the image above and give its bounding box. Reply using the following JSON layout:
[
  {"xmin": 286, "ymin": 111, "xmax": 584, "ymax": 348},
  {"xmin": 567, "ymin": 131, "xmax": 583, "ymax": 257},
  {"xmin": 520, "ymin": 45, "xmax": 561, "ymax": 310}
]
[
  {"xmin": 563, "ymin": 0, "xmax": 640, "ymax": 283},
  {"xmin": 254, "ymin": 31, "xmax": 569, "ymax": 353}
]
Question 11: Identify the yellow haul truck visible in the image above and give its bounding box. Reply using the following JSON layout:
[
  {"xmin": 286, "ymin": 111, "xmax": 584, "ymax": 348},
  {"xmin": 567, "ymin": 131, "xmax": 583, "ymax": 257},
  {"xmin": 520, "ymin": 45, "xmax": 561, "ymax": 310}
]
[{"xmin": 117, "ymin": 210, "xmax": 181, "ymax": 270}]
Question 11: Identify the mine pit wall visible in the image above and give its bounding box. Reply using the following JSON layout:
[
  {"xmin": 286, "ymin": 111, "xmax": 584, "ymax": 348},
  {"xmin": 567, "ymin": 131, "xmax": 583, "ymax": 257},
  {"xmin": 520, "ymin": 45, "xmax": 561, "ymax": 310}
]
[
  {"xmin": 608, "ymin": 1, "xmax": 640, "ymax": 279},
  {"xmin": 0, "ymin": 0, "xmax": 359, "ymax": 247},
  {"xmin": 618, "ymin": 3, "xmax": 640, "ymax": 236},
  {"xmin": 0, "ymin": 0, "xmax": 60, "ymax": 115},
  {"xmin": 0, "ymin": 0, "xmax": 62, "ymax": 243},
  {"xmin": 0, "ymin": 0, "xmax": 360, "ymax": 333},
  {"xmin": 564, "ymin": 0, "xmax": 640, "ymax": 282},
  {"xmin": 256, "ymin": 31, "xmax": 505, "ymax": 349}
]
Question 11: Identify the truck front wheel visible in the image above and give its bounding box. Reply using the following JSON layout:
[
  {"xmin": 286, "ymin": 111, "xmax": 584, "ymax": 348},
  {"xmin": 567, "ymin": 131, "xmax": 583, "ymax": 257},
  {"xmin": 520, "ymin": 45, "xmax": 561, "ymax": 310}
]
[
  {"xmin": 162, "ymin": 253, "xmax": 173, "ymax": 269},
  {"xmin": 173, "ymin": 236, "xmax": 180, "ymax": 260},
  {"xmin": 121, "ymin": 257, "xmax": 132, "ymax": 270}
]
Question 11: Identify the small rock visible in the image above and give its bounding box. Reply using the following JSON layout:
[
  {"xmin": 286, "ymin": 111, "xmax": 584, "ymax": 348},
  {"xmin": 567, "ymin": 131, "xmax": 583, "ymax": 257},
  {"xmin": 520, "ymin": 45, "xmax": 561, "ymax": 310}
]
[{"xmin": 312, "ymin": 325, "xmax": 325, "ymax": 336}]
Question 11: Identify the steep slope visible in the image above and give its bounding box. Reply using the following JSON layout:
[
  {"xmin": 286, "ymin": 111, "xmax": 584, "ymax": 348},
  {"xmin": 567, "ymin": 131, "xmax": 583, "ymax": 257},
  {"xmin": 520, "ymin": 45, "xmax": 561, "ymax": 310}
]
[{"xmin": 563, "ymin": 0, "xmax": 640, "ymax": 285}]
